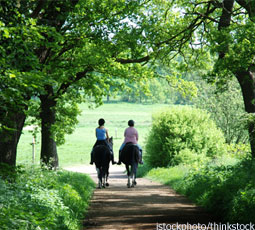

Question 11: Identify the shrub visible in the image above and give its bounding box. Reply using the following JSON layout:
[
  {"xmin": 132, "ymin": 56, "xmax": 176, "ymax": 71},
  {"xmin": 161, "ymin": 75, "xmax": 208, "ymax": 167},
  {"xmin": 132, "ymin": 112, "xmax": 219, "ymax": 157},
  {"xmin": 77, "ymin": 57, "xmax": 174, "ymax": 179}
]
[
  {"xmin": 230, "ymin": 186, "xmax": 255, "ymax": 222},
  {"xmin": 0, "ymin": 165, "xmax": 95, "ymax": 230},
  {"xmin": 226, "ymin": 143, "xmax": 251, "ymax": 159},
  {"xmin": 182, "ymin": 158, "xmax": 255, "ymax": 222},
  {"xmin": 145, "ymin": 106, "xmax": 226, "ymax": 167}
]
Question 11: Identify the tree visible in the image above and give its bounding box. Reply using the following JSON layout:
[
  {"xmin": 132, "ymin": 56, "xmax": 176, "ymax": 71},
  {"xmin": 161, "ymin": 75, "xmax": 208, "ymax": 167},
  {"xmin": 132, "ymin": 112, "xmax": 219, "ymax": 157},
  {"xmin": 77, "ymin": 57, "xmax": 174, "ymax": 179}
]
[
  {"xmin": 193, "ymin": 78, "xmax": 248, "ymax": 144},
  {"xmin": 0, "ymin": 1, "xmax": 42, "ymax": 165},
  {"xmin": 145, "ymin": 0, "xmax": 255, "ymax": 157},
  {"xmin": 6, "ymin": 0, "xmax": 255, "ymax": 167},
  {"xmin": 0, "ymin": 0, "xmax": 178, "ymax": 167},
  {"xmin": 32, "ymin": 0, "xmax": 160, "ymax": 168},
  {"xmin": 0, "ymin": 0, "xmax": 83, "ymax": 167}
]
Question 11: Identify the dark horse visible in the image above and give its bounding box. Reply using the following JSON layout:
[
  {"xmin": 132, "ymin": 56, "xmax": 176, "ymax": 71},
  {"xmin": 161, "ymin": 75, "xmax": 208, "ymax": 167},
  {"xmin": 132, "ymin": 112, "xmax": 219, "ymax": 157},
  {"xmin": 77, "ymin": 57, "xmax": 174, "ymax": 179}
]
[
  {"xmin": 120, "ymin": 143, "xmax": 139, "ymax": 188},
  {"xmin": 92, "ymin": 137, "xmax": 113, "ymax": 188}
]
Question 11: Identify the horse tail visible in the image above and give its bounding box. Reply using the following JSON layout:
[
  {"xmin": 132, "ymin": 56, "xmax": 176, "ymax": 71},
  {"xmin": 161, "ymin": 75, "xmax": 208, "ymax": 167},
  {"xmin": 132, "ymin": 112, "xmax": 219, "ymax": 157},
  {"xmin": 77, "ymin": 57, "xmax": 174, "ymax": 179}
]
[
  {"xmin": 121, "ymin": 144, "xmax": 139, "ymax": 165},
  {"xmin": 93, "ymin": 145, "xmax": 111, "ymax": 167},
  {"xmin": 134, "ymin": 145, "xmax": 139, "ymax": 163}
]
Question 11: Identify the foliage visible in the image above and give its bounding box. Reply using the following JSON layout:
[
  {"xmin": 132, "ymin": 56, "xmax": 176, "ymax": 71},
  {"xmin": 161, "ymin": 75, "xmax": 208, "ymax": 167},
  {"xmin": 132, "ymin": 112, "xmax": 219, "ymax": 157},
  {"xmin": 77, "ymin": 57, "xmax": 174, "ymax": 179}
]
[
  {"xmin": 0, "ymin": 0, "xmax": 149, "ymax": 165},
  {"xmin": 0, "ymin": 165, "xmax": 95, "ymax": 230},
  {"xmin": 145, "ymin": 106, "xmax": 226, "ymax": 167},
  {"xmin": 226, "ymin": 143, "xmax": 251, "ymax": 160},
  {"xmin": 3, "ymin": 0, "xmax": 206, "ymax": 167},
  {"xmin": 193, "ymin": 78, "xmax": 249, "ymax": 144},
  {"xmin": 136, "ymin": 162, "xmax": 152, "ymax": 178},
  {"xmin": 27, "ymin": 95, "xmax": 82, "ymax": 146},
  {"xmin": 0, "ymin": 163, "xmax": 25, "ymax": 182},
  {"xmin": 145, "ymin": 165, "xmax": 189, "ymax": 194},
  {"xmin": 158, "ymin": 0, "xmax": 255, "ymax": 156},
  {"xmin": 118, "ymin": 63, "xmax": 198, "ymax": 104},
  {"xmin": 182, "ymin": 158, "xmax": 255, "ymax": 223}
]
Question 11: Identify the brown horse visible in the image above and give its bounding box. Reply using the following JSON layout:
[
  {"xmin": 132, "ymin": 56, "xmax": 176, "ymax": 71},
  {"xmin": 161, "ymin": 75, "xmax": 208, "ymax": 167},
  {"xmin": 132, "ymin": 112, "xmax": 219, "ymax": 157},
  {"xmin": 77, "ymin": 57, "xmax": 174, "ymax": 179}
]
[
  {"xmin": 92, "ymin": 137, "xmax": 113, "ymax": 188},
  {"xmin": 120, "ymin": 143, "xmax": 139, "ymax": 188}
]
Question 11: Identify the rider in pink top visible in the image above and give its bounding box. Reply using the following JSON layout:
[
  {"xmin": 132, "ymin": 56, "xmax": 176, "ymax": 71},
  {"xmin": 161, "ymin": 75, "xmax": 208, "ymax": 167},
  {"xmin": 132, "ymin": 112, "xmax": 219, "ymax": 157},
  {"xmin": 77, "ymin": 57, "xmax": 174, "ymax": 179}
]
[
  {"xmin": 124, "ymin": 126, "xmax": 138, "ymax": 144},
  {"xmin": 117, "ymin": 120, "xmax": 143, "ymax": 164}
]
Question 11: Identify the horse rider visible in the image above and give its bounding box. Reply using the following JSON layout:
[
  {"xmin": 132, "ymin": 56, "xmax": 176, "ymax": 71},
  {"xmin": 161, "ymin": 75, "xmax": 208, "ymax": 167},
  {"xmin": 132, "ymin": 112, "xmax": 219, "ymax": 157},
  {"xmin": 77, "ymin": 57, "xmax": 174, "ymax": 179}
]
[
  {"xmin": 90, "ymin": 118, "xmax": 116, "ymax": 165},
  {"xmin": 117, "ymin": 119, "xmax": 143, "ymax": 165}
]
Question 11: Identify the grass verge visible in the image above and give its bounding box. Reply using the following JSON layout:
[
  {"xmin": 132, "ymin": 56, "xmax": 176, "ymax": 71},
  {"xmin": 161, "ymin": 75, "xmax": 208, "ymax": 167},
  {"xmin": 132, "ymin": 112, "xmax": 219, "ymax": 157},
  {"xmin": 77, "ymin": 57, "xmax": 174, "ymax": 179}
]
[{"xmin": 0, "ymin": 164, "xmax": 95, "ymax": 230}]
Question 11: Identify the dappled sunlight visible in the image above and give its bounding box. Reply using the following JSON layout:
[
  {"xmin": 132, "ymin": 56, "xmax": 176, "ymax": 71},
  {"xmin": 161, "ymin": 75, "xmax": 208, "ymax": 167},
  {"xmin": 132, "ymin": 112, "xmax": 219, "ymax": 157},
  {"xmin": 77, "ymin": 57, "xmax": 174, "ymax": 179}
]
[{"xmin": 66, "ymin": 166, "xmax": 216, "ymax": 230}]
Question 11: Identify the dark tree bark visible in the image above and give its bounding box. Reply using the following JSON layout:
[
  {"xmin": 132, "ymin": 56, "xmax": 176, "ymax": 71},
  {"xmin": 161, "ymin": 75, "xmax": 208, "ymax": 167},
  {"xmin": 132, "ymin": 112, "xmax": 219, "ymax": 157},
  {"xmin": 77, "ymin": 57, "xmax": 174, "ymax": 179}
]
[
  {"xmin": 40, "ymin": 86, "xmax": 58, "ymax": 169},
  {"xmin": 217, "ymin": 0, "xmax": 255, "ymax": 157},
  {"xmin": 0, "ymin": 104, "xmax": 27, "ymax": 166},
  {"xmin": 218, "ymin": 0, "xmax": 234, "ymax": 58},
  {"xmin": 235, "ymin": 70, "xmax": 255, "ymax": 158}
]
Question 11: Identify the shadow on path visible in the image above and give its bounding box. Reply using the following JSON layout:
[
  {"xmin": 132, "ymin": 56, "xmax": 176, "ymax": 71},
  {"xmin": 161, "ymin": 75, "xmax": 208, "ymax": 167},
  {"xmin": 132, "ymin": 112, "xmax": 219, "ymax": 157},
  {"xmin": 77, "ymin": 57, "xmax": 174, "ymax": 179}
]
[{"xmin": 65, "ymin": 165, "xmax": 217, "ymax": 230}]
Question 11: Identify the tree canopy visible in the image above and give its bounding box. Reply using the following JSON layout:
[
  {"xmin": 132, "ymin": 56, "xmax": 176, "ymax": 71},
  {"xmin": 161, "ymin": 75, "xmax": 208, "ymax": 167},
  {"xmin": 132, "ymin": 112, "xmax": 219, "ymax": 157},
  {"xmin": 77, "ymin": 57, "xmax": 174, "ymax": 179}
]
[
  {"xmin": 0, "ymin": 0, "xmax": 180, "ymax": 166},
  {"xmin": 1, "ymin": 0, "xmax": 255, "ymax": 166},
  {"xmin": 146, "ymin": 0, "xmax": 255, "ymax": 156}
]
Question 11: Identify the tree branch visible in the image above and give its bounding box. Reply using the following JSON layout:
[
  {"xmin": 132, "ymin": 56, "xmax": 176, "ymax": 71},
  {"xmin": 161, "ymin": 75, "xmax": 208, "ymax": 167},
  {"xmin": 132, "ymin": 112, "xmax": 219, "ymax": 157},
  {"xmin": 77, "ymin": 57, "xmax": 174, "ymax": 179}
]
[
  {"xmin": 115, "ymin": 55, "xmax": 150, "ymax": 64},
  {"xmin": 56, "ymin": 66, "xmax": 94, "ymax": 96},
  {"xmin": 236, "ymin": 0, "xmax": 255, "ymax": 20},
  {"xmin": 218, "ymin": 0, "xmax": 234, "ymax": 30},
  {"xmin": 157, "ymin": 4, "xmax": 217, "ymax": 48},
  {"xmin": 30, "ymin": 0, "xmax": 45, "ymax": 18},
  {"xmin": 192, "ymin": 12, "xmax": 219, "ymax": 23},
  {"xmin": 218, "ymin": 0, "xmax": 234, "ymax": 59}
]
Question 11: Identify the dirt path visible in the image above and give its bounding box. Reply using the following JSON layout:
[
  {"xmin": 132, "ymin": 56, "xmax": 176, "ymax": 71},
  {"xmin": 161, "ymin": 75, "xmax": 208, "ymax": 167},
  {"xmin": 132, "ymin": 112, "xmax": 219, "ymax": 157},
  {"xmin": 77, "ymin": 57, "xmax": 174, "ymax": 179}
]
[{"xmin": 65, "ymin": 165, "xmax": 217, "ymax": 230}]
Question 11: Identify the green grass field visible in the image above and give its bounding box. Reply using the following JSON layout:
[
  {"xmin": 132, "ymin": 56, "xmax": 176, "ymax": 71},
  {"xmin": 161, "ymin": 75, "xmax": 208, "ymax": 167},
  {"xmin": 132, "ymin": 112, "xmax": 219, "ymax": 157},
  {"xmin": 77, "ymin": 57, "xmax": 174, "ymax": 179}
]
[{"xmin": 17, "ymin": 102, "xmax": 169, "ymax": 167}]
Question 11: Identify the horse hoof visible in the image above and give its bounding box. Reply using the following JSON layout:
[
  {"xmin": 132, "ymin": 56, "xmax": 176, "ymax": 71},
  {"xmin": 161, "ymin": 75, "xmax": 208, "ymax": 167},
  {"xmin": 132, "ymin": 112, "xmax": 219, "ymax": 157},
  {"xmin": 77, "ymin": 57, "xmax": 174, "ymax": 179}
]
[
  {"xmin": 127, "ymin": 183, "xmax": 131, "ymax": 188},
  {"xmin": 134, "ymin": 181, "xmax": 137, "ymax": 185},
  {"xmin": 97, "ymin": 186, "xmax": 101, "ymax": 189},
  {"xmin": 106, "ymin": 183, "xmax": 109, "ymax": 187},
  {"xmin": 131, "ymin": 184, "xmax": 134, "ymax": 188}
]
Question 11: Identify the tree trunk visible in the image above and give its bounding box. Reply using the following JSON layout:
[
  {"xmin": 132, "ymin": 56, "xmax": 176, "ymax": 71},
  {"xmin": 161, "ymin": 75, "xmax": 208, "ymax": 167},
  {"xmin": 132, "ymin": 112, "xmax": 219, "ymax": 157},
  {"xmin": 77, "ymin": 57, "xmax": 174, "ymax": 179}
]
[
  {"xmin": 0, "ymin": 109, "xmax": 26, "ymax": 166},
  {"xmin": 216, "ymin": 0, "xmax": 255, "ymax": 158},
  {"xmin": 235, "ymin": 70, "xmax": 255, "ymax": 158},
  {"xmin": 40, "ymin": 93, "xmax": 59, "ymax": 169}
]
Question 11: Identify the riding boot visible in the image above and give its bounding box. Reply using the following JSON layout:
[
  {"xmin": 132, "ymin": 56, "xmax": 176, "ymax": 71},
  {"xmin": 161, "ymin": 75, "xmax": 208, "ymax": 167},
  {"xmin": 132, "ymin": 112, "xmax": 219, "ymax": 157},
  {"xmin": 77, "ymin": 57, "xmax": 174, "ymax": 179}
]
[
  {"xmin": 90, "ymin": 150, "xmax": 93, "ymax": 165},
  {"xmin": 111, "ymin": 151, "xmax": 116, "ymax": 165},
  {"xmin": 117, "ymin": 150, "xmax": 122, "ymax": 165}
]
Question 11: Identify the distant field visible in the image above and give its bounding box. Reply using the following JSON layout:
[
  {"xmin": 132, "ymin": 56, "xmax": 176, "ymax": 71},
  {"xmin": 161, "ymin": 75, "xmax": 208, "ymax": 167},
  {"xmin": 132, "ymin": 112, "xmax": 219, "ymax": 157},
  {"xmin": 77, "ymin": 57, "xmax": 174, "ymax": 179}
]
[{"xmin": 17, "ymin": 102, "xmax": 169, "ymax": 167}]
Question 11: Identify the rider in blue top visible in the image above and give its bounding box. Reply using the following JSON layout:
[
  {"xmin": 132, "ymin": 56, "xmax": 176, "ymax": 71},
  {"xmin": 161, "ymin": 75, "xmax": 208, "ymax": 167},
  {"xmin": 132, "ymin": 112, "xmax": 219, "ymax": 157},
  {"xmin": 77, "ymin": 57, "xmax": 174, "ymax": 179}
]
[
  {"xmin": 96, "ymin": 127, "xmax": 107, "ymax": 140},
  {"xmin": 90, "ymin": 118, "xmax": 116, "ymax": 165}
]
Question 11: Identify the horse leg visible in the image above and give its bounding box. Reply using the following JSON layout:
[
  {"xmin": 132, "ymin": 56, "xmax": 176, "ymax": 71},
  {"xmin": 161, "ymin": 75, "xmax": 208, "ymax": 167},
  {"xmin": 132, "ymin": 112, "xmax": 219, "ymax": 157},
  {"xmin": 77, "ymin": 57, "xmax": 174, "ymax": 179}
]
[
  {"xmin": 134, "ymin": 162, "xmax": 138, "ymax": 185},
  {"xmin": 126, "ymin": 164, "xmax": 131, "ymax": 188},
  {"xmin": 131, "ymin": 163, "xmax": 138, "ymax": 187},
  {"xmin": 130, "ymin": 164, "xmax": 135, "ymax": 187},
  {"xmin": 105, "ymin": 167, "xmax": 109, "ymax": 187},
  {"xmin": 102, "ymin": 170, "xmax": 106, "ymax": 188},
  {"xmin": 102, "ymin": 165, "xmax": 108, "ymax": 188},
  {"xmin": 96, "ymin": 167, "xmax": 102, "ymax": 189}
]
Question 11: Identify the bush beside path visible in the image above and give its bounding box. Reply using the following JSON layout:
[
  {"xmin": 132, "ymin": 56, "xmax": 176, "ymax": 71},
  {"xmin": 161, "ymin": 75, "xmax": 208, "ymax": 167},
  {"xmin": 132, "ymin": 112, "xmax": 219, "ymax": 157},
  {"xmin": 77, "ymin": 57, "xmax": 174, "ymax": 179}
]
[{"xmin": 66, "ymin": 165, "xmax": 217, "ymax": 230}]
